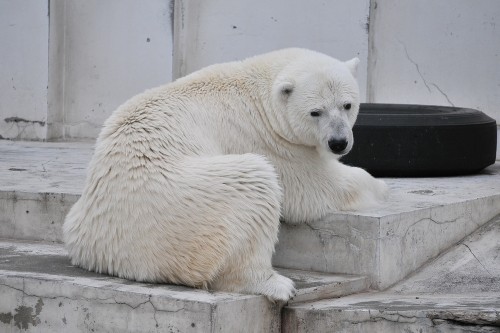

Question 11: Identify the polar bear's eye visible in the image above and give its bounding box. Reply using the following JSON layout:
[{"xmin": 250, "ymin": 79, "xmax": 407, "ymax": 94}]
[
  {"xmin": 310, "ymin": 110, "xmax": 322, "ymax": 117},
  {"xmin": 344, "ymin": 103, "xmax": 352, "ymax": 110}
]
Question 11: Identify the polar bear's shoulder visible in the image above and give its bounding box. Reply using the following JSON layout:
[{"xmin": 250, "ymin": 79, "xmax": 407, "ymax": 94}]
[{"xmin": 174, "ymin": 48, "xmax": 329, "ymax": 85}]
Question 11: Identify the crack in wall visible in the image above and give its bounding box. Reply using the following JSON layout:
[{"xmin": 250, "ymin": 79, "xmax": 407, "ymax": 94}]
[
  {"xmin": 399, "ymin": 41, "xmax": 456, "ymax": 107},
  {"xmin": 462, "ymin": 243, "xmax": 493, "ymax": 277},
  {"xmin": 304, "ymin": 222, "xmax": 331, "ymax": 271},
  {"xmin": 303, "ymin": 221, "xmax": 370, "ymax": 272},
  {"xmin": 342, "ymin": 309, "xmax": 499, "ymax": 326},
  {"xmin": 431, "ymin": 83, "xmax": 455, "ymax": 107},
  {"xmin": 303, "ymin": 220, "xmax": 378, "ymax": 241},
  {"xmin": 398, "ymin": 214, "xmax": 461, "ymax": 242},
  {"xmin": 399, "ymin": 41, "xmax": 432, "ymax": 93},
  {"xmin": 0, "ymin": 280, "xmax": 44, "ymax": 330},
  {"xmin": 428, "ymin": 309, "xmax": 500, "ymax": 326},
  {"xmin": 303, "ymin": 222, "xmax": 352, "ymax": 242},
  {"xmin": 347, "ymin": 310, "xmax": 423, "ymax": 324}
]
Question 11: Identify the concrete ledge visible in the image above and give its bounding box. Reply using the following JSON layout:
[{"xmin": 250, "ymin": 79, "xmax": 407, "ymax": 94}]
[
  {"xmin": 0, "ymin": 141, "xmax": 93, "ymax": 195},
  {"xmin": 0, "ymin": 239, "xmax": 280, "ymax": 332},
  {"xmin": 274, "ymin": 164, "xmax": 500, "ymax": 289},
  {"xmin": 276, "ymin": 268, "xmax": 369, "ymax": 304},
  {"xmin": 282, "ymin": 215, "xmax": 500, "ymax": 333},
  {"xmin": 283, "ymin": 293, "xmax": 500, "ymax": 333},
  {"xmin": 0, "ymin": 239, "xmax": 368, "ymax": 332},
  {"xmin": 0, "ymin": 141, "xmax": 91, "ymax": 242},
  {"xmin": 0, "ymin": 271, "xmax": 281, "ymax": 333},
  {"xmin": 1, "ymin": 141, "xmax": 499, "ymax": 290},
  {"xmin": 0, "ymin": 191, "xmax": 78, "ymax": 242}
]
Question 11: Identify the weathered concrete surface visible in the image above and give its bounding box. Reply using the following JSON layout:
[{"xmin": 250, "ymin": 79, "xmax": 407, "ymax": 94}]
[
  {"xmin": 0, "ymin": 239, "xmax": 280, "ymax": 333},
  {"xmin": 283, "ymin": 216, "xmax": 500, "ymax": 333},
  {"xmin": 391, "ymin": 216, "xmax": 500, "ymax": 295},
  {"xmin": 275, "ymin": 163, "xmax": 500, "ymax": 289},
  {"xmin": 0, "ymin": 140, "xmax": 93, "ymax": 194},
  {"xmin": 276, "ymin": 269, "xmax": 369, "ymax": 304},
  {"xmin": 0, "ymin": 141, "xmax": 91, "ymax": 242},
  {"xmin": 284, "ymin": 293, "xmax": 500, "ymax": 333},
  {"xmin": 0, "ymin": 191, "xmax": 79, "ymax": 242},
  {"xmin": 0, "ymin": 239, "xmax": 368, "ymax": 332},
  {"xmin": 1, "ymin": 140, "xmax": 500, "ymax": 289}
]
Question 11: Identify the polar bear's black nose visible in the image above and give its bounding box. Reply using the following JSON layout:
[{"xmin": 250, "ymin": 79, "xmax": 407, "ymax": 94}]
[{"xmin": 328, "ymin": 138, "xmax": 348, "ymax": 154}]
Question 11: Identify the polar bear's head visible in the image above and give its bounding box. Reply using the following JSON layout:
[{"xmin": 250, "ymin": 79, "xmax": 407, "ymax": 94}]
[{"xmin": 272, "ymin": 51, "xmax": 360, "ymax": 156}]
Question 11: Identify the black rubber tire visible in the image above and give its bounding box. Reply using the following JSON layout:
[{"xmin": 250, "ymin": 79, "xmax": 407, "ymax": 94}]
[{"xmin": 341, "ymin": 104, "xmax": 497, "ymax": 177}]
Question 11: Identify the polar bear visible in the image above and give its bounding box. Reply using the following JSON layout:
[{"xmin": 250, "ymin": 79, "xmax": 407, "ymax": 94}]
[{"xmin": 63, "ymin": 48, "xmax": 387, "ymax": 301}]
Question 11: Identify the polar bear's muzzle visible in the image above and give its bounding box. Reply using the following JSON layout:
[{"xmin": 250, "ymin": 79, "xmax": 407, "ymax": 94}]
[
  {"xmin": 325, "ymin": 119, "xmax": 353, "ymax": 156},
  {"xmin": 328, "ymin": 137, "xmax": 349, "ymax": 155},
  {"xmin": 316, "ymin": 113, "xmax": 353, "ymax": 155}
]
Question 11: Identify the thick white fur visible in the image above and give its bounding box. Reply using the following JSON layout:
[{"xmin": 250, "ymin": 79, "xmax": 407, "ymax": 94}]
[{"xmin": 63, "ymin": 48, "xmax": 388, "ymax": 302}]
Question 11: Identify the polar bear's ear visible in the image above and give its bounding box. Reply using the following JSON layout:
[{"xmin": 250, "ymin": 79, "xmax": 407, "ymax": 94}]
[
  {"xmin": 279, "ymin": 81, "xmax": 294, "ymax": 96},
  {"xmin": 345, "ymin": 57, "xmax": 360, "ymax": 78}
]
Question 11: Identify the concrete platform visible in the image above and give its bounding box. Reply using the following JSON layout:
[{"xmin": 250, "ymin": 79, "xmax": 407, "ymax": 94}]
[
  {"xmin": 0, "ymin": 141, "xmax": 92, "ymax": 242},
  {"xmin": 1, "ymin": 140, "xmax": 499, "ymax": 332},
  {"xmin": 0, "ymin": 238, "xmax": 280, "ymax": 332},
  {"xmin": 275, "ymin": 164, "xmax": 500, "ymax": 289},
  {"xmin": 0, "ymin": 239, "xmax": 367, "ymax": 333},
  {"xmin": 1, "ymin": 140, "xmax": 500, "ymax": 289},
  {"xmin": 283, "ymin": 215, "xmax": 500, "ymax": 332}
]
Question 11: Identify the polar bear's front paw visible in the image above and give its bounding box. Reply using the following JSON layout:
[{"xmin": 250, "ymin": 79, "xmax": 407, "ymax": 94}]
[
  {"xmin": 257, "ymin": 272, "xmax": 296, "ymax": 302},
  {"xmin": 342, "ymin": 166, "xmax": 390, "ymax": 210},
  {"xmin": 359, "ymin": 177, "xmax": 389, "ymax": 208}
]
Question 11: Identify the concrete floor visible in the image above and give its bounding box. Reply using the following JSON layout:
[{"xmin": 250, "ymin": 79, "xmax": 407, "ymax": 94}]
[{"xmin": 0, "ymin": 139, "xmax": 499, "ymax": 332}]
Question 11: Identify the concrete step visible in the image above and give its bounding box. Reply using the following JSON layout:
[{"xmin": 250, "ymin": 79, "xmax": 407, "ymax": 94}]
[
  {"xmin": 0, "ymin": 141, "xmax": 92, "ymax": 243},
  {"xmin": 277, "ymin": 269, "xmax": 369, "ymax": 305},
  {"xmin": 282, "ymin": 215, "xmax": 500, "ymax": 333},
  {"xmin": 274, "ymin": 163, "xmax": 500, "ymax": 289},
  {"xmin": 1, "ymin": 140, "xmax": 500, "ymax": 290},
  {"xmin": 0, "ymin": 239, "xmax": 368, "ymax": 332}
]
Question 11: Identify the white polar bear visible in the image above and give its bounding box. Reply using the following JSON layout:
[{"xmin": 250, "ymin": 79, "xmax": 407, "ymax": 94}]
[{"xmin": 63, "ymin": 48, "xmax": 388, "ymax": 301}]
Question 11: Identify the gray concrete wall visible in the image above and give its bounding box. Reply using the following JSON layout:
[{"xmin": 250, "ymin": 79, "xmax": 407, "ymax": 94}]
[
  {"xmin": 47, "ymin": 0, "xmax": 174, "ymax": 140},
  {"xmin": 0, "ymin": 0, "xmax": 49, "ymax": 140},
  {"xmin": 173, "ymin": 0, "xmax": 370, "ymax": 100},
  {"xmin": 0, "ymin": 0, "xmax": 499, "ymax": 146},
  {"xmin": 368, "ymin": 0, "xmax": 500, "ymax": 122},
  {"xmin": 0, "ymin": 0, "xmax": 174, "ymax": 141}
]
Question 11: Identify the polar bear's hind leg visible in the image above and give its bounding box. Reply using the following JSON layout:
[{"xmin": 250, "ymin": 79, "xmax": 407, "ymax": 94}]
[{"xmin": 180, "ymin": 154, "xmax": 295, "ymax": 301}]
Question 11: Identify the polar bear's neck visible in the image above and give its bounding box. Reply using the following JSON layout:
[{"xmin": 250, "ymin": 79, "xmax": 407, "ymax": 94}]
[{"xmin": 161, "ymin": 56, "xmax": 306, "ymax": 158}]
